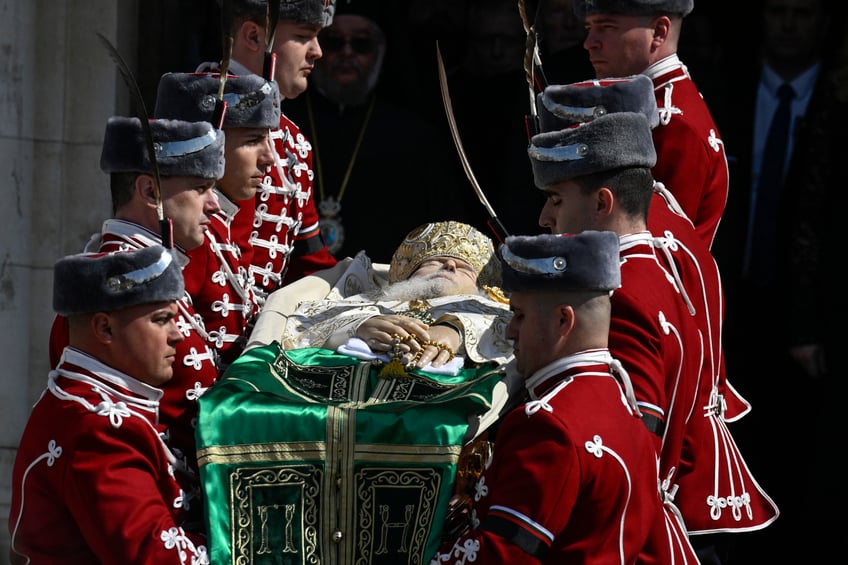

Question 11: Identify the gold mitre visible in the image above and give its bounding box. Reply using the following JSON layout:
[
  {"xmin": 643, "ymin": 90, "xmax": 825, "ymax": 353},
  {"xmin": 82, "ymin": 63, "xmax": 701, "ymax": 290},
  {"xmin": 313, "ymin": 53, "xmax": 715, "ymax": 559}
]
[{"xmin": 389, "ymin": 221, "xmax": 501, "ymax": 286}]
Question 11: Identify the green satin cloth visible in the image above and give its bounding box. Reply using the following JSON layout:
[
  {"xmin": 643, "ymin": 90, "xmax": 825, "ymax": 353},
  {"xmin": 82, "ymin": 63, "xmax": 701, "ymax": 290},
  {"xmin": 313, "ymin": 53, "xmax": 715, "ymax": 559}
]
[{"xmin": 196, "ymin": 343, "xmax": 503, "ymax": 565}]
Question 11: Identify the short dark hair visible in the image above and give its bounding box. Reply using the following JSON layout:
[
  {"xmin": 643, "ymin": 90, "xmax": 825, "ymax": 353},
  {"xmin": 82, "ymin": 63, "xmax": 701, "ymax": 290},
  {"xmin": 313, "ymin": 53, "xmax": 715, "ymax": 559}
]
[
  {"xmin": 109, "ymin": 172, "xmax": 141, "ymax": 215},
  {"xmin": 221, "ymin": 2, "xmax": 264, "ymax": 37},
  {"xmin": 574, "ymin": 167, "xmax": 654, "ymax": 221}
]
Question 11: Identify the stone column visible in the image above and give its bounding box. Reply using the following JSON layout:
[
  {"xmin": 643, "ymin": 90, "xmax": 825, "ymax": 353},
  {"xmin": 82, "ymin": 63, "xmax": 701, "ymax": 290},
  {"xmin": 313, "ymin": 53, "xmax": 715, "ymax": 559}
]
[{"xmin": 0, "ymin": 0, "xmax": 135, "ymax": 557}]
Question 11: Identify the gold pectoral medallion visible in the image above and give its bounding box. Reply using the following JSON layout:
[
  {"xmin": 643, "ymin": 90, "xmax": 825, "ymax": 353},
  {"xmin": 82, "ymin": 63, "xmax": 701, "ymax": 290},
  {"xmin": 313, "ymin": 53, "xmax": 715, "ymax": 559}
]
[{"xmin": 318, "ymin": 197, "xmax": 344, "ymax": 255}]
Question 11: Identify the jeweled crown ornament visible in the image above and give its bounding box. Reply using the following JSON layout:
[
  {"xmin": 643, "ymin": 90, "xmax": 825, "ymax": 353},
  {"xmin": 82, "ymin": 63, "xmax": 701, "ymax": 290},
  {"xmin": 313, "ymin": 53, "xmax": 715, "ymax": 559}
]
[{"xmin": 388, "ymin": 221, "xmax": 500, "ymax": 287}]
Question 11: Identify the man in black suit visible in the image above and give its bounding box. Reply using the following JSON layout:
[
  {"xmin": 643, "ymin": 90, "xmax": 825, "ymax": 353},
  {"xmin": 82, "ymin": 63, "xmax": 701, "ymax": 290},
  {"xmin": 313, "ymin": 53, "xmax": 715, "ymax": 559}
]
[{"xmin": 712, "ymin": 0, "xmax": 838, "ymax": 560}]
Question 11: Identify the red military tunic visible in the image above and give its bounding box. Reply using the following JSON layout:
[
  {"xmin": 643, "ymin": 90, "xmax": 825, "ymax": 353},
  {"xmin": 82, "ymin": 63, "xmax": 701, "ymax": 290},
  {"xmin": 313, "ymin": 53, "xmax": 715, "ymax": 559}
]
[
  {"xmin": 48, "ymin": 220, "xmax": 220, "ymax": 478},
  {"xmin": 199, "ymin": 58, "xmax": 336, "ymax": 301},
  {"xmin": 183, "ymin": 190, "xmax": 259, "ymax": 367},
  {"xmin": 609, "ymin": 233, "xmax": 701, "ymax": 517},
  {"xmin": 96, "ymin": 221, "xmax": 220, "ymax": 465},
  {"xmin": 649, "ymin": 184, "xmax": 750, "ymax": 420},
  {"xmin": 241, "ymin": 112, "xmax": 336, "ymax": 303},
  {"xmin": 648, "ymin": 186, "xmax": 779, "ymax": 533},
  {"xmin": 647, "ymin": 54, "xmax": 729, "ymax": 249},
  {"xmin": 9, "ymin": 348, "xmax": 208, "ymax": 564},
  {"xmin": 432, "ymin": 350, "xmax": 676, "ymax": 564}
]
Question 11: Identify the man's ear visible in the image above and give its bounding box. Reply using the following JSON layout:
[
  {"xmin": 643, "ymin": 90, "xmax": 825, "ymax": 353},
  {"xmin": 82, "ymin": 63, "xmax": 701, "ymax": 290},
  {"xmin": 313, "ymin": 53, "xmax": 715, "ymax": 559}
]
[
  {"xmin": 597, "ymin": 187, "xmax": 615, "ymax": 216},
  {"xmin": 135, "ymin": 174, "xmax": 159, "ymax": 208},
  {"xmin": 558, "ymin": 304, "xmax": 575, "ymax": 337},
  {"xmin": 238, "ymin": 20, "xmax": 265, "ymax": 53},
  {"xmin": 91, "ymin": 312, "xmax": 114, "ymax": 343},
  {"xmin": 651, "ymin": 15, "xmax": 671, "ymax": 46}
]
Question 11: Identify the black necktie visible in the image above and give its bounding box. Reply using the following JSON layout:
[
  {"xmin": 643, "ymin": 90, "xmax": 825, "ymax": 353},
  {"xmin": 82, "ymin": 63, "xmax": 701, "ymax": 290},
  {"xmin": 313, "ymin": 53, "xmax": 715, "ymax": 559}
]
[{"xmin": 746, "ymin": 83, "xmax": 795, "ymax": 285}]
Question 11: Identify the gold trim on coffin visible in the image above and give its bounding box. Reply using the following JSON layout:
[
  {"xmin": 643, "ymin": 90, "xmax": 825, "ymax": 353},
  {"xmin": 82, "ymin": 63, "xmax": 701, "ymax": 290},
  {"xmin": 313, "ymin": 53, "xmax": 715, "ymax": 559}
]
[
  {"xmin": 267, "ymin": 351, "xmax": 466, "ymax": 404},
  {"xmin": 197, "ymin": 442, "xmax": 459, "ymax": 467},
  {"xmin": 198, "ymin": 442, "xmax": 326, "ymax": 466},
  {"xmin": 200, "ymin": 349, "xmax": 495, "ymax": 563},
  {"xmin": 231, "ymin": 465, "xmax": 322, "ymax": 564},
  {"xmin": 223, "ymin": 441, "xmax": 457, "ymax": 564}
]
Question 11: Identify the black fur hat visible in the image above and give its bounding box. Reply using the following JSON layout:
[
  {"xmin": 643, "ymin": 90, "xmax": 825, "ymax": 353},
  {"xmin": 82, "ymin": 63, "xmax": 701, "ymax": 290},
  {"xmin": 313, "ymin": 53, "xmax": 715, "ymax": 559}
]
[
  {"xmin": 280, "ymin": 0, "xmax": 336, "ymax": 25},
  {"xmin": 225, "ymin": 0, "xmax": 336, "ymax": 27},
  {"xmin": 573, "ymin": 0, "xmax": 694, "ymax": 19},
  {"xmin": 528, "ymin": 112, "xmax": 656, "ymax": 188},
  {"xmin": 154, "ymin": 72, "xmax": 281, "ymax": 129},
  {"xmin": 500, "ymin": 231, "xmax": 621, "ymax": 293},
  {"xmin": 537, "ymin": 75, "xmax": 659, "ymax": 132},
  {"xmin": 99, "ymin": 117, "xmax": 225, "ymax": 179},
  {"xmin": 53, "ymin": 245, "xmax": 185, "ymax": 316}
]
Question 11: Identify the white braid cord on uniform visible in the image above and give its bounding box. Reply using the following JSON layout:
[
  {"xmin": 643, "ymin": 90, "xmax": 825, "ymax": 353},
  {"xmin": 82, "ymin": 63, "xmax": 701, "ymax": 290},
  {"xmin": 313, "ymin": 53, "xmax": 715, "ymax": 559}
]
[
  {"xmin": 524, "ymin": 350, "xmax": 641, "ymax": 417},
  {"xmin": 658, "ymin": 83, "xmax": 683, "ymax": 126},
  {"xmin": 651, "ymin": 233, "xmax": 696, "ymax": 316},
  {"xmin": 607, "ymin": 357, "xmax": 642, "ymax": 417},
  {"xmin": 268, "ymin": 128, "xmax": 299, "ymax": 196},
  {"xmin": 524, "ymin": 379, "xmax": 568, "ymax": 416},
  {"xmin": 46, "ymin": 370, "xmax": 178, "ymax": 466},
  {"xmin": 661, "ymin": 466, "xmax": 681, "ymax": 505},
  {"xmin": 175, "ymin": 299, "xmax": 210, "ymax": 341},
  {"xmin": 207, "ymin": 229, "xmax": 254, "ymax": 307},
  {"xmin": 653, "ymin": 181, "xmax": 687, "ymax": 217},
  {"xmin": 650, "ymin": 181, "xmax": 696, "ymax": 317}
]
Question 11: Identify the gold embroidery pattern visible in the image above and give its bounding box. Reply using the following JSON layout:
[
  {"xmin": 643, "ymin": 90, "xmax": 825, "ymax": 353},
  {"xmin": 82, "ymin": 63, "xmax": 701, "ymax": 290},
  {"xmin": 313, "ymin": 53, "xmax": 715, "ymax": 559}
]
[
  {"xmin": 354, "ymin": 467, "xmax": 442, "ymax": 564},
  {"xmin": 231, "ymin": 465, "xmax": 322, "ymax": 563}
]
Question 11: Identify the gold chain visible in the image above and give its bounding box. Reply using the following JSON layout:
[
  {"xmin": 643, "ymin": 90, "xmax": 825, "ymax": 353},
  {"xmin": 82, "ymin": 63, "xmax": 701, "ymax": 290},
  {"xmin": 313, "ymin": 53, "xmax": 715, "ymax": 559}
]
[{"xmin": 307, "ymin": 92, "xmax": 377, "ymax": 205}]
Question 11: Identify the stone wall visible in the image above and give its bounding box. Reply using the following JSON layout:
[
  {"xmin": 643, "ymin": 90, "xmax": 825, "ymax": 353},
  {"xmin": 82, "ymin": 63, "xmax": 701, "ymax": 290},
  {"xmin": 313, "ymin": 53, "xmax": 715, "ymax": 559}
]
[{"xmin": 0, "ymin": 0, "xmax": 135, "ymax": 559}]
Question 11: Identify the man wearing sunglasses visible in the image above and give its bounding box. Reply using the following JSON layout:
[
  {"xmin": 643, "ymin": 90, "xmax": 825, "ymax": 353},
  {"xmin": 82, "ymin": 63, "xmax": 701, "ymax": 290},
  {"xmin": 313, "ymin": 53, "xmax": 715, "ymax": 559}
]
[{"xmin": 283, "ymin": 1, "xmax": 471, "ymax": 263}]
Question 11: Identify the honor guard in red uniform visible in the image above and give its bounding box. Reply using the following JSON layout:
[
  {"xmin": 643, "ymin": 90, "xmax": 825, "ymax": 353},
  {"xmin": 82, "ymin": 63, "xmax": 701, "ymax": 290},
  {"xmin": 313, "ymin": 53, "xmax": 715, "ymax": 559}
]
[
  {"xmin": 433, "ymin": 231, "xmax": 679, "ymax": 564},
  {"xmin": 530, "ymin": 108, "xmax": 709, "ymax": 561},
  {"xmin": 575, "ymin": 0, "xmax": 729, "ymax": 249},
  {"xmin": 48, "ymin": 117, "xmax": 226, "ymax": 517},
  {"xmin": 154, "ymin": 71, "xmax": 282, "ymax": 366},
  {"xmin": 531, "ymin": 78, "xmax": 779, "ymax": 559},
  {"xmin": 200, "ymin": 0, "xmax": 339, "ymax": 303},
  {"xmin": 535, "ymin": 74, "xmax": 751, "ymax": 422},
  {"xmin": 533, "ymin": 76, "xmax": 779, "ymax": 544},
  {"xmin": 11, "ymin": 245, "xmax": 209, "ymax": 564}
]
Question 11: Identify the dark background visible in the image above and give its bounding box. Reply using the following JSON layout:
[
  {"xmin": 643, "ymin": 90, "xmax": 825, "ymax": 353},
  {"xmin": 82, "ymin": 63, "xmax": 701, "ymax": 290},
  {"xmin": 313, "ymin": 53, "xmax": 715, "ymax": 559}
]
[
  {"xmin": 133, "ymin": 1, "xmax": 748, "ymax": 239},
  {"xmin": 133, "ymin": 3, "xmax": 847, "ymax": 560}
]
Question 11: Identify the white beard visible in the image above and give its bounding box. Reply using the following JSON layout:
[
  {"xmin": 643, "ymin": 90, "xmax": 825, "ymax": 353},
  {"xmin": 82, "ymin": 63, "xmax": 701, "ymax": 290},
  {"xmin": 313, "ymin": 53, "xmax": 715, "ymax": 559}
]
[{"xmin": 375, "ymin": 274, "xmax": 479, "ymax": 302}]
